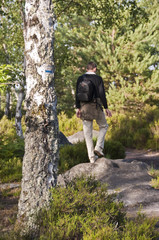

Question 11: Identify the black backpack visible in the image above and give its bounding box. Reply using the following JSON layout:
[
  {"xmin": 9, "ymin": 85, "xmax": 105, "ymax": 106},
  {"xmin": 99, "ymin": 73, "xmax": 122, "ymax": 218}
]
[{"xmin": 77, "ymin": 77, "xmax": 96, "ymax": 102}]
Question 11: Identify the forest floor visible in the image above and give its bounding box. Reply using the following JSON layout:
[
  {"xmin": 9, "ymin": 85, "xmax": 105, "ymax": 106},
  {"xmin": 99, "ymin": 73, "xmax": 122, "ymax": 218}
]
[
  {"xmin": 0, "ymin": 149, "xmax": 159, "ymax": 237},
  {"xmin": 0, "ymin": 183, "xmax": 20, "ymax": 236}
]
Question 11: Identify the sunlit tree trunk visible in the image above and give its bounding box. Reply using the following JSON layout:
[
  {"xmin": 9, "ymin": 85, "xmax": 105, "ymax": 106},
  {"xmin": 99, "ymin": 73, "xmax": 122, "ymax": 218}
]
[
  {"xmin": 17, "ymin": 0, "xmax": 59, "ymax": 235},
  {"xmin": 15, "ymin": 85, "xmax": 24, "ymax": 138},
  {"xmin": 4, "ymin": 88, "xmax": 10, "ymax": 117}
]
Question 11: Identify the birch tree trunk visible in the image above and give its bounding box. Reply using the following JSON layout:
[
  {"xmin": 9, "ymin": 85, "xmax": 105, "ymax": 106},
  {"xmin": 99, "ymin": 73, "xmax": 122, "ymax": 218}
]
[
  {"xmin": 4, "ymin": 88, "xmax": 10, "ymax": 117},
  {"xmin": 15, "ymin": 87, "xmax": 24, "ymax": 138},
  {"xmin": 17, "ymin": 0, "xmax": 59, "ymax": 235}
]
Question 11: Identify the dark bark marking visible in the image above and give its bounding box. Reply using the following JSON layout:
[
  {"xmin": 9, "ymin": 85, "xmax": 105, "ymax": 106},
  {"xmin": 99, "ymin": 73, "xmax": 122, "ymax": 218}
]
[
  {"xmin": 29, "ymin": 14, "xmax": 39, "ymax": 27},
  {"xmin": 32, "ymin": 34, "xmax": 38, "ymax": 43}
]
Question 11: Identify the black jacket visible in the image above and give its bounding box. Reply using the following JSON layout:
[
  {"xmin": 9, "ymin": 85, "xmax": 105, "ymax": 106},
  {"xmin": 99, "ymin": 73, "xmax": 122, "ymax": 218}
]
[{"xmin": 76, "ymin": 73, "xmax": 108, "ymax": 109}]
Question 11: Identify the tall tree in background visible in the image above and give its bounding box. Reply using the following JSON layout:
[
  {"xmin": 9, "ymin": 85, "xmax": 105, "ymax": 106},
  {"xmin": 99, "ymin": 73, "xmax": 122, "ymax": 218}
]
[
  {"xmin": 53, "ymin": 0, "xmax": 158, "ymax": 115},
  {"xmin": 0, "ymin": 0, "xmax": 25, "ymax": 127},
  {"xmin": 17, "ymin": 0, "xmax": 59, "ymax": 235}
]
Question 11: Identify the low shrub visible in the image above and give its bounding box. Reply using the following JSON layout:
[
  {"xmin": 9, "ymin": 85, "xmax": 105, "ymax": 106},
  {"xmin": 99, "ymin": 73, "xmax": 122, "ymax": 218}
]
[
  {"xmin": 147, "ymin": 120, "xmax": 159, "ymax": 150},
  {"xmin": 38, "ymin": 176, "xmax": 125, "ymax": 240},
  {"xmin": 37, "ymin": 176, "xmax": 159, "ymax": 240},
  {"xmin": 149, "ymin": 167, "xmax": 159, "ymax": 189},
  {"xmin": 0, "ymin": 157, "xmax": 22, "ymax": 183},
  {"xmin": 58, "ymin": 106, "xmax": 159, "ymax": 150},
  {"xmin": 1, "ymin": 180, "xmax": 159, "ymax": 239},
  {"xmin": 0, "ymin": 116, "xmax": 25, "ymax": 160},
  {"xmin": 150, "ymin": 177, "xmax": 159, "ymax": 189},
  {"xmin": 59, "ymin": 141, "xmax": 89, "ymax": 173},
  {"xmin": 148, "ymin": 167, "xmax": 159, "ymax": 179},
  {"xmin": 104, "ymin": 140, "xmax": 125, "ymax": 160},
  {"xmin": 106, "ymin": 108, "xmax": 159, "ymax": 150},
  {"xmin": 58, "ymin": 140, "xmax": 125, "ymax": 173},
  {"xmin": 0, "ymin": 116, "xmax": 24, "ymax": 183},
  {"xmin": 58, "ymin": 112, "xmax": 83, "ymax": 136}
]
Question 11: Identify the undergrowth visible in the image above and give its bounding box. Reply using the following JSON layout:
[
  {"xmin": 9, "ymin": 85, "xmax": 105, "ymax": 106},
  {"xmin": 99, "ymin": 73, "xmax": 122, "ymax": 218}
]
[
  {"xmin": 37, "ymin": 176, "xmax": 159, "ymax": 240},
  {"xmin": 0, "ymin": 178, "xmax": 159, "ymax": 240},
  {"xmin": 150, "ymin": 177, "xmax": 159, "ymax": 189},
  {"xmin": 0, "ymin": 105, "xmax": 159, "ymax": 183},
  {"xmin": 0, "ymin": 116, "xmax": 24, "ymax": 183},
  {"xmin": 149, "ymin": 167, "xmax": 159, "ymax": 189},
  {"xmin": 59, "ymin": 105, "xmax": 159, "ymax": 150},
  {"xmin": 58, "ymin": 140, "xmax": 125, "ymax": 173}
]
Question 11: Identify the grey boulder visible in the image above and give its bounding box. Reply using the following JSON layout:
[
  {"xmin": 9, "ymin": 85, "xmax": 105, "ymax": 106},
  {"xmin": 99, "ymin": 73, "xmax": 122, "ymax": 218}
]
[{"xmin": 57, "ymin": 158, "xmax": 159, "ymax": 217}]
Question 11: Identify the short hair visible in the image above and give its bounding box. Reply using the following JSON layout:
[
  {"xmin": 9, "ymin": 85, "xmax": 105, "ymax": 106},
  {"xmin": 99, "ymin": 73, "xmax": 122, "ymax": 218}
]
[{"xmin": 86, "ymin": 62, "xmax": 97, "ymax": 70}]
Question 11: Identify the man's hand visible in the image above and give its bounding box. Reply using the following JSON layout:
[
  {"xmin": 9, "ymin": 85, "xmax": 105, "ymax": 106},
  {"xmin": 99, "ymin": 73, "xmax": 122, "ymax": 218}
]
[
  {"xmin": 76, "ymin": 109, "xmax": 81, "ymax": 118},
  {"xmin": 105, "ymin": 109, "xmax": 112, "ymax": 117}
]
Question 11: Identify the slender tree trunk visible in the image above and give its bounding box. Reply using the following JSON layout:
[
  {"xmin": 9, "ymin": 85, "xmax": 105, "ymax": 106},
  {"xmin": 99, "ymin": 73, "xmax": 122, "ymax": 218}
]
[
  {"xmin": 15, "ymin": 88, "xmax": 24, "ymax": 138},
  {"xmin": 4, "ymin": 88, "xmax": 10, "ymax": 117},
  {"xmin": 17, "ymin": 0, "xmax": 59, "ymax": 235}
]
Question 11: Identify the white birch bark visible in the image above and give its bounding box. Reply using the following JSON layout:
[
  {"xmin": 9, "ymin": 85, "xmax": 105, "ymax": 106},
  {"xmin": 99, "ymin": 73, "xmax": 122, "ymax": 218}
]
[
  {"xmin": 17, "ymin": 0, "xmax": 59, "ymax": 235},
  {"xmin": 4, "ymin": 88, "xmax": 10, "ymax": 117},
  {"xmin": 15, "ymin": 87, "xmax": 24, "ymax": 138}
]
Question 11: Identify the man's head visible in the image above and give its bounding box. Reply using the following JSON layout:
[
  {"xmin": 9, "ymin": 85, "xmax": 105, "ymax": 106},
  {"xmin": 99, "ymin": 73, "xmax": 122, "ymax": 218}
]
[{"xmin": 86, "ymin": 62, "xmax": 97, "ymax": 72}]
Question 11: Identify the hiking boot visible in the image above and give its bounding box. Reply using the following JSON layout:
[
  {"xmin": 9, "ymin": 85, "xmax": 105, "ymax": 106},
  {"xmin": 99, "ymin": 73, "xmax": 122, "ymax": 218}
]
[{"xmin": 94, "ymin": 147, "xmax": 104, "ymax": 157}]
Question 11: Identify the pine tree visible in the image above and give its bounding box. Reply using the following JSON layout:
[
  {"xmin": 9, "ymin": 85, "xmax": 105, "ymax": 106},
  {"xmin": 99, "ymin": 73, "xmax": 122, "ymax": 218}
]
[{"xmin": 54, "ymin": 0, "xmax": 159, "ymax": 114}]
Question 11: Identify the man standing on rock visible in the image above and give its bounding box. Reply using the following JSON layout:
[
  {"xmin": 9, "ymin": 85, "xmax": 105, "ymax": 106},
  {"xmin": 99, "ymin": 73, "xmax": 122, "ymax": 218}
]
[{"xmin": 76, "ymin": 62, "xmax": 112, "ymax": 163}]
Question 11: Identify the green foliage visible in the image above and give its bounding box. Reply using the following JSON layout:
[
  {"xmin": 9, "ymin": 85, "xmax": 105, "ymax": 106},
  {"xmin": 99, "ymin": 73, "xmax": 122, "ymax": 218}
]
[
  {"xmin": 0, "ymin": 116, "xmax": 24, "ymax": 159},
  {"xmin": 104, "ymin": 140, "xmax": 125, "ymax": 160},
  {"xmin": 147, "ymin": 120, "xmax": 159, "ymax": 150},
  {"xmin": 149, "ymin": 167, "xmax": 159, "ymax": 189},
  {"xmin": 0, "ymin": 116, "xmax": 24, "ymax": 182},
  {"xmin": 59, "ymin": 106, "xmax": 159, "ymax": 150},
  {"xmin": 53, "ymin": 0, "xmax": 158, "ymax": 116},
  {"xmin": 58, "ymin": 112, "xmax": 83, "ymax": 136},
  {"xmin": 151, "ymin": 177, "xmax": 159, "ymax": 189},
  {"xmin": 53, "ymin": 0, "xmax": 148, "ymax": 30},
  {"xmin": 1, "ymin": 178, "xmax": 159, "ymax": 240},
  {"xmin": 122, "ymin": 213, "xmax": 159, "ymax": 240},
  {"xmin": 37, "ymin": 177, "xmax": 158, "ymax": 240},
  {"xmin": 58, "ymin": 140, "xmax": 125, "ymax": 173},
  {"xmin": 1, "ymin": 187, "xmax": 21, "ymax": 198},
  {"xmin": 38, "ymin": 176, "xmax": 125, "ymax": 240},
  {"xmin": 0, "ymin": 0, "xmax": 25, "ymax": 116},
  {"xmin": 0, "ymin": 157, "xmax": 22, "ymax": 183},
  {"xmin": 0, "ymin": 0, "xmax": 24, "ymax": 65},
  {"xmin": 59, "ymin": 141, "xmax": 88, "ymax": 173},
  {"xmin": 0, "ymin": 64, "xmax": 24, "ymax": 89},
  {"xmin": 0, "ymin": 104, "xmax": 158, "ymax": 183},
  {"xmin": 106, "ymin": 106, "xmax": 159, "ymax": 150},
  {"xmin": 149, "ymin": 167, "xmax": 159, "ymax": 179}
]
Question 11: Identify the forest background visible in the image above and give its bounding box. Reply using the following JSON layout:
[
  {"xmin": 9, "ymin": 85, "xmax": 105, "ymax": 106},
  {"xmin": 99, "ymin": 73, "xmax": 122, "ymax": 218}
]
[{"xmin": 0, "ymin": 0, "xmax": 159, "ymax": 183}]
